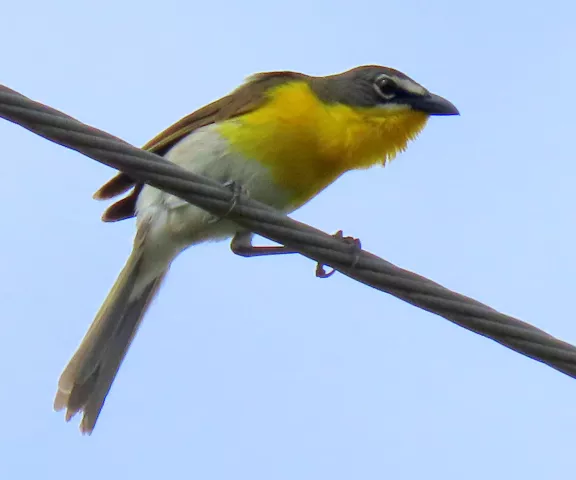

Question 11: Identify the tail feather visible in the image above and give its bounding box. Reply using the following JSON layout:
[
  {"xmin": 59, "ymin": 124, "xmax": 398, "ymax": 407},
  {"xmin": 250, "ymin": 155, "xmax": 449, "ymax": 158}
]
[
  {"xmin": 79, "ymin": 275, "xmax": 165, "ymax": 433},
  {"xmin": 55, "ymin": 240, "xmax": 170, "ymax": 434}
]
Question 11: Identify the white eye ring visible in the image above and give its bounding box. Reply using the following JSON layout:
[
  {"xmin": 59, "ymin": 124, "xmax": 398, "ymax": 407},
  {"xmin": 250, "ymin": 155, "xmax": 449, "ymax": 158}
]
[{"xmin": 374, "ymin": 74, "xmax": 397, "ymax": 100}]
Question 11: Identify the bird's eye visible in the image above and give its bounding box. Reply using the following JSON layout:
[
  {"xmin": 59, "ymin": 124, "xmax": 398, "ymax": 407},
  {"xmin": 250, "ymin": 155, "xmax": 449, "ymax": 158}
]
[{"xmin": 374, "ymin": 75, "xmax": 399, "ymax": 100}]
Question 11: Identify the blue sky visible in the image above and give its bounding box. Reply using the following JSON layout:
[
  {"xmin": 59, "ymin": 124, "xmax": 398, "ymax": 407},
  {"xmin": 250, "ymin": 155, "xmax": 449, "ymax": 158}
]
[{"xmin": 1, "ymin": 0, "xmax": 575, "ymax": 478}]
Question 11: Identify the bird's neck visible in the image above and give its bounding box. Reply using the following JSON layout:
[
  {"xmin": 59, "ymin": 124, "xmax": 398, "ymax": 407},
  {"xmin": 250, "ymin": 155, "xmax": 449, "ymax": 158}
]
[{"xmin": 219, "ymin": 81, "xmax": 428, "ymax": 207}]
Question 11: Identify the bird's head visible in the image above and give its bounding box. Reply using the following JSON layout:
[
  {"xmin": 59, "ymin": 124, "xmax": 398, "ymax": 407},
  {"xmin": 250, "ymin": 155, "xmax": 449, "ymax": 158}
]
[
  {"xmin": 313, "ymin": 65, "xmax": 458, "ymax": 116},
  {"xmin": 310, "ymin": 65, "xmax": 459, "ymax": 158}
]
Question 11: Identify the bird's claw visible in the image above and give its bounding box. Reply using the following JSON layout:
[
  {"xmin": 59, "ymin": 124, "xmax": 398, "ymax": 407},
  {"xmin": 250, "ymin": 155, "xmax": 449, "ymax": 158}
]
[
  {"xmin": 208, "ymin": 181, "xmax": 248, "ymax": 224},
  {"xmin": 315, "ymin": 230, "xmax": 362, "ymax": 278},
  {"xmin": 315, "ymin": 263, "xmax": 336, "ymax": 278}
]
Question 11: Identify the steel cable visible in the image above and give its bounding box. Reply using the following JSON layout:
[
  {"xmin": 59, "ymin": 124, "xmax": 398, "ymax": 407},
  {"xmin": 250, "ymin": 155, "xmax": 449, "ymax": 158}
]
[{"xmin": 2, "ymin": 84, "xmax": 576, "ymax": 379}]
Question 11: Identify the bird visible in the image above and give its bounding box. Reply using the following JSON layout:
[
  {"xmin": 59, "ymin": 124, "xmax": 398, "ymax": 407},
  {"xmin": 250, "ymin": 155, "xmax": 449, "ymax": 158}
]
[{"xmin": 54, "ymin": 65, "xmax": 459, "ymax": 433}]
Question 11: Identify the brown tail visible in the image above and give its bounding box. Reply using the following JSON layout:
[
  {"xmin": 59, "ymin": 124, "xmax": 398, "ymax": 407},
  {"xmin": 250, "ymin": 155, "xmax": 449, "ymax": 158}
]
[{"xmin": 54, "ymin": 243, "xmax": 168, "ymax": 434}]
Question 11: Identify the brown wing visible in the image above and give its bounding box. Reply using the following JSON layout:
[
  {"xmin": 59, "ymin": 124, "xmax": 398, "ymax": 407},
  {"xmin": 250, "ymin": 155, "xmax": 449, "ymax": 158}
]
[{"xmin": 94, "ymin": 71, "xmax": 306, "ymax": 222}]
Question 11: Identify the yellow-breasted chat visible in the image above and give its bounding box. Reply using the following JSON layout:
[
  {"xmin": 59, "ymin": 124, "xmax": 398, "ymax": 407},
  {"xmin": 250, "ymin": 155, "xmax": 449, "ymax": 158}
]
[{"xmin": 54, "ymin": 65, "xmax": 459, "ymax": 433}]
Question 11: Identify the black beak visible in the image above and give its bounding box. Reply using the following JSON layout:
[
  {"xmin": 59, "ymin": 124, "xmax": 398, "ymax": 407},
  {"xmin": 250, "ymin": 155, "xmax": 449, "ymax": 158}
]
[{"xmin": 408, "ymin": 93, "xmax": 459, "ymax": 116}]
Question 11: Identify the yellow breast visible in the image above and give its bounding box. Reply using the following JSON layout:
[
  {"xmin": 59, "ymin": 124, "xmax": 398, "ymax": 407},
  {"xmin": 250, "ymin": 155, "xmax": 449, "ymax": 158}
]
[{"xmin": 217, "ymin": 81, "xmax": 428, "ymax": 208}]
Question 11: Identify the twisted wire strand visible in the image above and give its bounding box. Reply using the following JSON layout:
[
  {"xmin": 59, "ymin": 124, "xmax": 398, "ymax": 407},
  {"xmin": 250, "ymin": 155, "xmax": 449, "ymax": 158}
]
[{"xmin": 2, "ymin": 84, "xmax": 576, "ymax": 378}]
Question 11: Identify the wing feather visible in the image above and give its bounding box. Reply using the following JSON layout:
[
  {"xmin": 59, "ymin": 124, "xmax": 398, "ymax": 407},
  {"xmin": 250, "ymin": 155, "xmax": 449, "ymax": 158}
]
[{"xmin": 93, "ymin": 72, "xmax": 304, "ymax": 222}]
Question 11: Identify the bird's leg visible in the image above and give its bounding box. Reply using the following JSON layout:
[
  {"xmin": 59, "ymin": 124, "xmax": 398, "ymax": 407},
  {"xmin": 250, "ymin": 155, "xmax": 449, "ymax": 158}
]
[
  {"xmin": 315, "ymin": 230, "xmax": 362, "ymax": 278},
  {"xmin": 231, "ymin": 230, "xmax": 362, "ymax": 279},
  {"xmin": 230, "ymin": 231, "xmax": 299, "ymax": 257}
]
